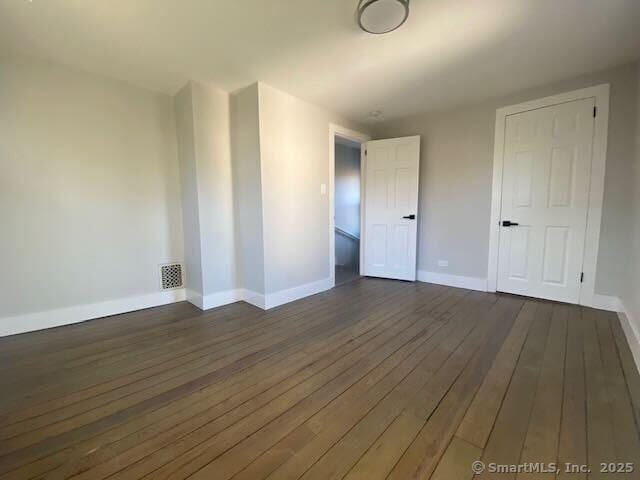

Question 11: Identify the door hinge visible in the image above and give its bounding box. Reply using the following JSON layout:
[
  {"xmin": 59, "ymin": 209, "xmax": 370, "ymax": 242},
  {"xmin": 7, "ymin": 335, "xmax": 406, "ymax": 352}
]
[
  {"xmin": 593, "ymin": 106, "xmax": 597, "ymax": 118},
  {"xmin": 580, "ymin": 272, "xmax": 584, "ymax": 283}
]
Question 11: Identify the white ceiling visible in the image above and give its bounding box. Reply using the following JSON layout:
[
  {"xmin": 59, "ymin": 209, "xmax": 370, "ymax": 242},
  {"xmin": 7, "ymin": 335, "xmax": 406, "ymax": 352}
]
[{"xmin": 2, "ymin": 0, "xmax": 639, "ymax": 125}]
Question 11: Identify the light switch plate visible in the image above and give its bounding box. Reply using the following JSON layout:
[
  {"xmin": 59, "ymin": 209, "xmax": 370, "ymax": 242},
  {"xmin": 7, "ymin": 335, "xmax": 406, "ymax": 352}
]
[{"xmin": 320, "ymin": 183, "xmax": 327, "ymax": 195}]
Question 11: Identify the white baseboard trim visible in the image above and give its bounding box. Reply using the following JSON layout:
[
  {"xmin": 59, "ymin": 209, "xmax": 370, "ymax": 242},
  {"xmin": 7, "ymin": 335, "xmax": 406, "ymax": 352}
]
[
  {"xmin": 186, "ymin": 288, "xmax": 247, "ymax": 311},
  {"xmin": 0, "ymin": 289, "xmax": 186, "ymax": 338},
  {"xmin": 202, "ymin": 278, "xmax": 332, "ymax": 311},
  {"xmin": 203, "ymin": 289, "xmax": 244, "ymax": 310},
  {"xmin": 240, "ymin": 289, "xmax": 266, "ymax": 310},
  {"xmin": 263, "ymin": 277, "xmax": 333, "ymax": 310},
  {"xmin": 584, "ymin": 294, "xmax": 621, "ymax": 312},
  {"xmin": 203, "ymin": 289, "xmax": 245, "ymax": 310},
  {"xmin": 618, "ymin": 302, "xmax": 640, "ymax": 375},
  {"xmin": 417, "ymin": 271, "xmax": 488, "ymax": 292},
  {"xmin": 185, "ymin": 289, "xmax": 204, "ymax": 309},
  {"xmin": 170, "ymin": 278, "xmax": 333, "ymax": 314},
  {"xmin": 0, "ymin": 276, "xmax": 333, "ymax": 337},
  {"xmin": 416, "ymin": 272, "xmax": 623, "ymax": 313}
]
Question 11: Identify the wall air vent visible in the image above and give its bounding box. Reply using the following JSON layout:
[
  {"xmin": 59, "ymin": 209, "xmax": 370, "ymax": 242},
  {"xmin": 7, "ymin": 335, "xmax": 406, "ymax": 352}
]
[{"xmin": 160, "ymin": 263, "xmax": 183, "ymax": 290}]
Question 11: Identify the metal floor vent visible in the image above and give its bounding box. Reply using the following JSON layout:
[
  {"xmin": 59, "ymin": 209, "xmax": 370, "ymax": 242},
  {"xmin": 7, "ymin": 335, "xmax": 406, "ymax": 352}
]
[{"xmin": 160, "ymin": 263, "xmax": 183, "ymax": 290}]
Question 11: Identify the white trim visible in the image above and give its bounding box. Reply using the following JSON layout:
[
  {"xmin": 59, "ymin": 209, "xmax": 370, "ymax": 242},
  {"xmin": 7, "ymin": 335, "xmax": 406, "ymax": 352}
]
[
  {"xmin": 329, "ymin": 123, "xmax": 370, "ymax": 289},
  {"xmin": 618, "ymin": 305, "xmax": 640, "ymax": 375},
  {"xmin": 264, "ymin": 277, "xmax": 332, "ymax": 310},
  {"xmin": 201, "ymin": 289, "xmax": 245, "ymax": 310},
  {"xmin": 579, "ymin": 86, "xmax": 610, "ymax": 307},
  {"xmin": 586, "ymin": 294, "xmax": 621, "ymax": 312},
  {"xmin": 241, "ymin": 289, "xmax": 266, "ymax": 310},
  {"xmin": 186, "ymin": 289, "xmax": 204, "ymax": 309},
  {"xmin": 189, "ymin": 278, "xmax": 333, "ymax": 312},
  {"xmin": 0, "ymin": 289, "xmax": 186, "ymax": 337},
  {"xmin": 417, "ymin": 270, "xmax": 488, "ymax": 292},
  {"xmin": 0, "ymin": 276, "xmax": 332, "ymax": 337},
  {"xmin": 487, "ymin": 106, "xmax": 506, "ymax": 292},
  {"xmin": 487, "ymin": 84, "xmax": 610, "ymax": 309}
]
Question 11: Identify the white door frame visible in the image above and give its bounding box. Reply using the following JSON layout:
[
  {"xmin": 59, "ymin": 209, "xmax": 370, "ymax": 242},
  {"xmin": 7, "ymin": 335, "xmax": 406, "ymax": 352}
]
[
  {"xmin": 329, "ymin": 123, "xmax": 371, "ymax": 288},
  {"xmin": 487, "ymin": 84, "xmax": 610, "ymax": 308}
]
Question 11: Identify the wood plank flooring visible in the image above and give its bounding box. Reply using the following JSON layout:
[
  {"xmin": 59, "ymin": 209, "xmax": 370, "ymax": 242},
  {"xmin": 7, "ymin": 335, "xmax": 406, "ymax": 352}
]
[{"xmin": 1, "ymin": 278, "xmax": 639, "ymax": 479}]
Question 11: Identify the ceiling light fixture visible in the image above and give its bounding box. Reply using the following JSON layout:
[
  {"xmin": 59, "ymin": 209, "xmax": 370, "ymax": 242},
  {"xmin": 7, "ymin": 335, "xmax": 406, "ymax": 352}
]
[{"xmin": 357, "ymin": 0, "xmax": 410, "ymax": 34}]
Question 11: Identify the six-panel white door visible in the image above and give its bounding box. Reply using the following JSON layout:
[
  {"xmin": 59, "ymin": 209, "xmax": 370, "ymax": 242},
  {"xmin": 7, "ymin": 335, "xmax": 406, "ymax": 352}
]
[
  {"xmin": 497, "ymin": 98, "xmax": 595, "ymax": 303},
  {"xmin": 362, "ymin": 136, "xmax": 420, "ymax": 281}
]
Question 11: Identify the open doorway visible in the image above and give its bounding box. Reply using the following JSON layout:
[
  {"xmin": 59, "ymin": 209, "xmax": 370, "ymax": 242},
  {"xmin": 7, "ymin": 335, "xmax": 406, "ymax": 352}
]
[
  {"xmin": 334, "ymin": 136, "xmax": 362, "ymax": 285},
  {"xmin": 329, "ymin": 124, "xmax": 370, "ymax": 288}
]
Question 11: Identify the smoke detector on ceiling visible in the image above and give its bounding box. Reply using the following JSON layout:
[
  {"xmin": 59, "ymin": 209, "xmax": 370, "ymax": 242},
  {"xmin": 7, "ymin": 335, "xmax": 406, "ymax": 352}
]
[{"xmin": 357, "ymin": 0, "xmax": 410, "ymax": 34}]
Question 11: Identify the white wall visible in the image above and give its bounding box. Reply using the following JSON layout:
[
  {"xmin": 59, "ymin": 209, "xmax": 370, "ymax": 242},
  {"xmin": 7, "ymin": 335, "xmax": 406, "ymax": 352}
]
[
  {"xmin": 230, "ymin": 84, "xmax": 265, "ymax": 296},
  {"xmin": 0, "ymin": 56, "xmax": 184, "ymax": 328},
  {"xmin": 174, "ymin": 84, "xmax": 204, "ymax": 297},
  {"xmin": 335, "ymin": 142, "xmax": 361, "ymax": 237},
  {"xmin": 175, "ymin": 81, "xmax": 237, "ymax": 305},
  {"xmin": 229, "ymin": 82, "xmax": 368, "ymax": 303},
  {"xmin": 257, "ymin": 83, "xmax": 367, "ymax": 296},
  {"xmin": 192, "ymin": 82, "xmax": 237, "ymax": 297},
  {"xmin": 374, "ymin": 62, "xmax": 638, "ymax": 297}
]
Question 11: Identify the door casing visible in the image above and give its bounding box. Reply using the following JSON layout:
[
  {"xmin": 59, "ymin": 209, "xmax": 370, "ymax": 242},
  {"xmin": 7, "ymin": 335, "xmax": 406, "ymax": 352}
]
[{"xmin": 487, "ymin": 84, "xmax": 610, "ymax": 308}]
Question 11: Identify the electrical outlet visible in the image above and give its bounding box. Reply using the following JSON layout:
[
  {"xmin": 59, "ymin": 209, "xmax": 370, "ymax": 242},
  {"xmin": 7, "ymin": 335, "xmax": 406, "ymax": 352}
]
[{"xmin": 438, "ymin": 260, "xmax": 449, "ymax": 268}]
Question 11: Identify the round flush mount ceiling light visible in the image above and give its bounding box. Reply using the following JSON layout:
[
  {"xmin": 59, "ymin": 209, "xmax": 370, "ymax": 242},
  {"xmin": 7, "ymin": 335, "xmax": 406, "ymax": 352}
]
[{"xmin": 357, "ymin": 0, "xmax": 410, "ymax": 34}]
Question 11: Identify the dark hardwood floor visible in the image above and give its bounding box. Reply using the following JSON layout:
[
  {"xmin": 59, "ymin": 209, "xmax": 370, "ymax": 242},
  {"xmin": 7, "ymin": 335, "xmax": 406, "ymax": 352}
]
[{"xmin": 1, "ymin": 278, "xmax": 639, "ymax": 479}]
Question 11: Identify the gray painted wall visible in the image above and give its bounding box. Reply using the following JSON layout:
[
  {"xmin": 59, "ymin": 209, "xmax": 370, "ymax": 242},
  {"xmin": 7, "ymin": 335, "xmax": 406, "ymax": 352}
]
[
  {"xmin": 175, "ymin": 81, "xmax": 237, "ymax": 299},
  {"xmin": 191, "ymin": 81, "xmax": 237, "ymax": 296},
  {"xmin": 230, "ymin": 84, "xmax": 265, "ymax": 295},
  {"xmin": 175, "ymin": 84, "xmax": 204, "ymax": 296},
  {"xmin": 258, "ymin": 83, "xmax": 367, "ymax": 295},
  {"xmin": 374, "ymin": 62, "xmax": 639, "ymax": 297},
  {"xmin": 0, "ymin": 56, "xmax": 184, "ymax": 318}
]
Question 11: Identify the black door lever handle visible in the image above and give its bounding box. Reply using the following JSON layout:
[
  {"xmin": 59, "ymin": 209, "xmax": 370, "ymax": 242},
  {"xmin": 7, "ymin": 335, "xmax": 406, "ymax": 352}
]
[
  {"xmin": 502, "ymin": 220, "xmax": 519, "ymax": 227},
  {"xmin": 403, "ymin": 214, "xmax": 416, "ymax": 220}
]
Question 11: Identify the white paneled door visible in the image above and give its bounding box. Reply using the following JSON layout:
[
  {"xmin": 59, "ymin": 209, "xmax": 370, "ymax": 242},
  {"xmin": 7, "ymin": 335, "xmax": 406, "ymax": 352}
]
[
  {"xmin": 497, "ymin": 98, "xmax": 595, "ymax": 303},
  {"xmin": 363, "ymin": 136, "xmax": 420, "ymax": 281}
]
